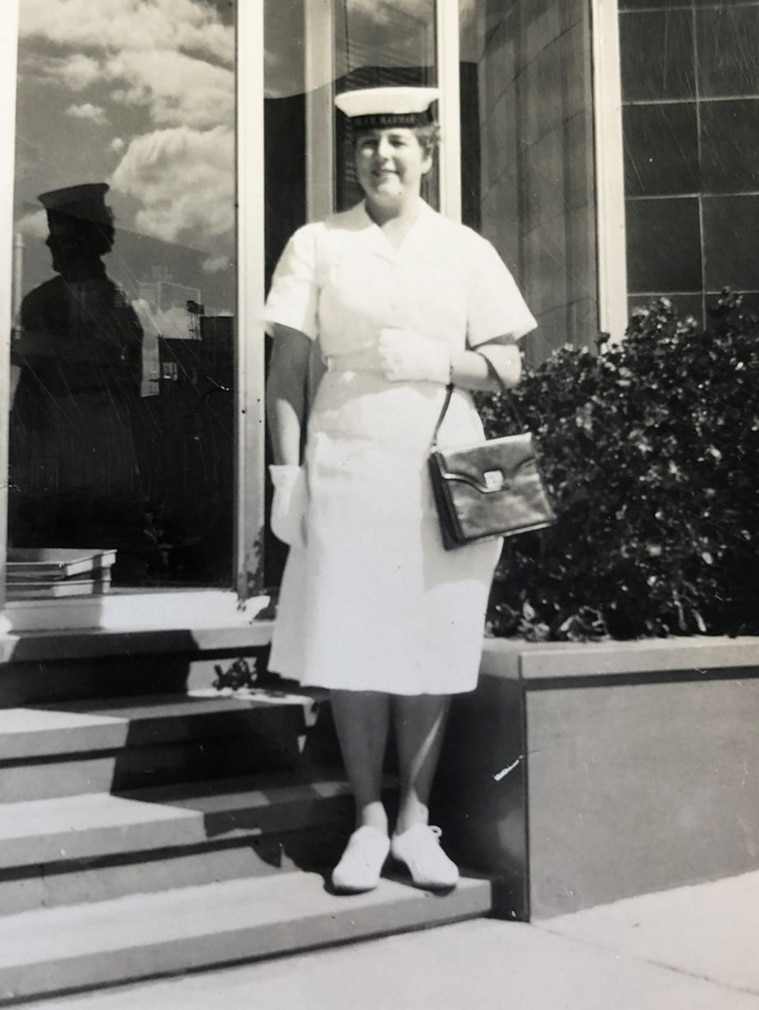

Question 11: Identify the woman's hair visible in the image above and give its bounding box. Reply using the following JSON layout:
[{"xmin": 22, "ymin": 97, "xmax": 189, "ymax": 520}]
[{"xmin": 414, "ymin": 123, "xmax": 441, "ymax": 156}]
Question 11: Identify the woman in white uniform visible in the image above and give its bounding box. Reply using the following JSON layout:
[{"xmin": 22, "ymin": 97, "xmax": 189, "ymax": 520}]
[{"xmin": 264, "ymin": 87, "xmax": 536, "ymax": 893}]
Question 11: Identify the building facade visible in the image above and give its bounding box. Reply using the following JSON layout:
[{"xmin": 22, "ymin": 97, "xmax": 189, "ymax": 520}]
[{"xmin": 0, "ymin": 0, "xmax": 751, "ymax": 643}]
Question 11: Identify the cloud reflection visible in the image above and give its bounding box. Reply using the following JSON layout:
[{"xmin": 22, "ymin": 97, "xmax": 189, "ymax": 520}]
[
  {"xmin": 20, "ymin": 0, "xmax": 234, "ymax": 65},
  {"xmin": 18, "ymin": 0, "xmax": 234, "ymax": 251},
  {"xmin": 111, "ymin": 125, "xmax": 234, "ymax": 245},
  {"xmin": 65, "ymin": 102, "xmax": 109, "ymax": 125}
]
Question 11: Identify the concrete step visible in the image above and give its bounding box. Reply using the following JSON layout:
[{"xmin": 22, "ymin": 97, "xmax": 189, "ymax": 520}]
[
  {"xmin": 0, "ymin": 871, "xmax": 493, "ymax": 1003},
  {"xmin": 1, "ymin": 732, "xmax": 326, "ymax": 803},
  {"xmin": 0, "ymin": 824, "xmax": 351, "ymax": 918},
  {"xmin": 0, "ymin": 773, "xmax": 359, "ymax": 871},
  {"xmin": 0, "ymin": 690, "xmax": 325, "ymax": 762},
  {"xmin": 0, "ymin": 645, "xmax": 272, "ymax": 709},
  {"xmin": 0, "ymin": 690, "xmax": 340, "ymax": 801},
  {"xmin": 0, "ymin": 772, "xmax": 398, "ymax": 916}
]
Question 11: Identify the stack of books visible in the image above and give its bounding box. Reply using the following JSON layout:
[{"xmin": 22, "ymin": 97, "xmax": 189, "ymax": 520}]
[{"xmin": 6, "ymin": 548, "xmax": 117, "ymax": 599}]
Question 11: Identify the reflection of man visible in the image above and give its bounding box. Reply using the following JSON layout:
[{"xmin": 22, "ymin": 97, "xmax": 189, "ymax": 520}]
[{"xmin": 9, "ymin": 183, "xmax": 146, "ymax": 579}]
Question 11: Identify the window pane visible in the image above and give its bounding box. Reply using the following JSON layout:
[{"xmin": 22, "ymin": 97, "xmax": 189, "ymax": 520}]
[
  {"xmin": 9, "ymin": 0, "xmax": 236, "ymax": 593},
  {"xmin": 264, "ymin": 0, "xmax": 437, "ymax": 231},
  {"xmin": 335, "ymin": 0, "xmax": 438, "ymax": 210}
]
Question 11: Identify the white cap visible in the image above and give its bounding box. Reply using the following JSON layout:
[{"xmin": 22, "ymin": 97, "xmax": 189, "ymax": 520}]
[{"xmin": 335, "ymin": 86, "xmax": 440, "ymax": 129}]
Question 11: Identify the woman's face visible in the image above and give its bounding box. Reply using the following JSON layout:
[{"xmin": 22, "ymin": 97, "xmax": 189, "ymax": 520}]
[{"xmin": 354, "ymin": 128, "xmax": 432, "ymax": 205}]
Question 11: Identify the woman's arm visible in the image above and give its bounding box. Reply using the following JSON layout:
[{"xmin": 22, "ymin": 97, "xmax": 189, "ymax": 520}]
[
  {"xmin": 450, "ymin": 339, "xmax": 522, "ymax": 393},
  {"xmin": 376, "ymin": 329, "xmax": 521, "ymax": 392},
  {"xmin": 266, "ymin": 323, "xmax": 313, "ymax": 465}
]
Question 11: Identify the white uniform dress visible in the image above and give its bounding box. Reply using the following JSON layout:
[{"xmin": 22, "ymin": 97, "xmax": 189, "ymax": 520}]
[{"xmin": 263, "ymin": 200, "xmax": 536, "ymax": 695}]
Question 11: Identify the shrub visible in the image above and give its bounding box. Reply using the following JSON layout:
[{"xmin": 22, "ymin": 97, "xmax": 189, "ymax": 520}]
[{"xmin": 480, "ymin": 292, "xmax": 759, "ymax": 641}]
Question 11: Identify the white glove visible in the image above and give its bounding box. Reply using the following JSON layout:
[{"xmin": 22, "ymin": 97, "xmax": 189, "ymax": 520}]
[
  {"xmin": 269, "ymin": 465, "xmax": 307, "ymax": 548},
  {"xmin": 377, "ymin": 328, "xmax": 451, "ymax": 384}
]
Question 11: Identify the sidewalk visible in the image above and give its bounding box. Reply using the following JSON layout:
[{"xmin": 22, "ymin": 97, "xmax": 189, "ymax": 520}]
[{"xmin": 21, "ymin": 869, "xmax": 759, "ymax": 1010}]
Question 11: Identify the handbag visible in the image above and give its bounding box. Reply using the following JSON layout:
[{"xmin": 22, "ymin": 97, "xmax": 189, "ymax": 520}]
[{"xmin": 428, "ymin": 369, "xmax": 556, "ymax": 550}]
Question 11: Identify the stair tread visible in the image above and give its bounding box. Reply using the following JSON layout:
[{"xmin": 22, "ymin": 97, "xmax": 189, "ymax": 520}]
[
  {"xmin": 0, "ymin": 789, "xmax": 195, "ymax": 841},
  {"xmin": 0, "ymin": 871, "xmax": 491, "ymax": 969},
  {"xmin": 40, "ymin": 687, "xmax": 323, "ymax": 719},
  {"xmin": 0, "ymin": 771, "xmax": 372, "ymax": 871},
  {"xmin": 0, "ymin": 689, "xmax": 324, "ymax": 760},
  {"xmin": 0, "ymin": 772, "xmax": 353, "ymax": 841}
]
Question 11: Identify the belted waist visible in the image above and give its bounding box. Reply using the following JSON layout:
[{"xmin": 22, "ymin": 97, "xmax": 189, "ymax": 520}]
[{"xmin": 323, "ymin": 345, "xmax": 382, "ymax": 373}]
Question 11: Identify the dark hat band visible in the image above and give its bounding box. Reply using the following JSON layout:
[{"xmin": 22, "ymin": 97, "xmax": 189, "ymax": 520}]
[{"xmin": 349, "ymin": 111, "xmax": 435, "ymax": 131}]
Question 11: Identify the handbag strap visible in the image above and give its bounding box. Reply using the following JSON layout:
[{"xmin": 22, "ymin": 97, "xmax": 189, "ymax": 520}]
[
  {"xmin": 430, "ymin": 351, "xmax": 525, "ymax": 449},
  {"xmin": 430, "ymin": 383, "xmax": 455, "ymax": 449}
]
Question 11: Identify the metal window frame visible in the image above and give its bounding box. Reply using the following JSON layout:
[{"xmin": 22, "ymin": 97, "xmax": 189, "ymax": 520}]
[
  {"xmin": 437, "ymin": 0, "xmax": 461, "ymax": 223},
  {"xmin": 0, "ymin": 0, "xmax": 20, "ymax": 621},
  {"xmin": 591, "ymin": 0, "xmax": 628, "ymax": 342},
  {"xmin": 235, "ymin": 0, "xmax": 267, "ymax": 598},
  {"xmin": 306, "ymin": 0, "xmax": 336, "ymax": 222}
]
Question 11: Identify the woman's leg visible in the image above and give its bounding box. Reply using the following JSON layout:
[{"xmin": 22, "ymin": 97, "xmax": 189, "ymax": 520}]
[
  {"xmin": 329, "ymin": 690, "xmax": 392, "ymax": 892},
  {"xmin": 331, "ymin": 689, "xmax": 391, "ymax": 832},
  {"xmin": 393, "ymin": 693, "xmax": 451, "ymax": 834},
  {"xmin": 390, "ymin": 693, "xmax": 458, "ymax": 889}
]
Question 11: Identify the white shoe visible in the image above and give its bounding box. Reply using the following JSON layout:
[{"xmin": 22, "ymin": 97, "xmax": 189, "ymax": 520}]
[
  {"xmin": 331, "ymin": 826, "xmax": 390, "ymax": 893},
  {"xmin": 390, "ymin": 825, "xmax": 459, "ymax": 890}
]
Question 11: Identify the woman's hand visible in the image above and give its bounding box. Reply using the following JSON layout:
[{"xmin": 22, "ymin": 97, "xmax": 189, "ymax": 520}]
[
  {"xmin": 377, "ymin": 328, "xmax": 451, "ymax": 384},
  {"xmin": 269, "ymin": 465, "xmax": 307, "ymax": 548},
  {"xmin": 266, "ymin": 327, "xmax": 312, "ymax": 549}
]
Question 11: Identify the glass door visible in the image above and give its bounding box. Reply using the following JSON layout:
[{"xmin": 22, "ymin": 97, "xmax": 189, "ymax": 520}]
[{"xmin": 8, "ymin": 0, "xmax": 237, "ymax": 598}]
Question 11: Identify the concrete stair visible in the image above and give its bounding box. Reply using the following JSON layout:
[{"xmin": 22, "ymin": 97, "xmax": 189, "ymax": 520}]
[
  {"xmin": 0, "ymin": 684, "xmax": 493, "ymax": 1002},
  {"xmin": 0, "ymin": 690, "xmax": 334, "ymax": 801},
  {"xmin": 0, "ymin": 872, "xmax": 492, "ymax": 1003}
]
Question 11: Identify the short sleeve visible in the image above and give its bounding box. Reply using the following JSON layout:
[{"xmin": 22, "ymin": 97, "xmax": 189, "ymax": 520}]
[
  {"xmin": 261, "ymin": 225, "xmax": 320, "ymax": 340},
  {"xmin": 466, "ymin": 237, "xmax": 537, "ymax": 347}
]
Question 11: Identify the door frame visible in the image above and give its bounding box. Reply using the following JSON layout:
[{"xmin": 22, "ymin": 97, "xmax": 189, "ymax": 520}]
[
  {"xmin": 591, "ymin": 0, "xmax": 628, "ymax": 342},
  {"xmin": 0, "ymin": 0, "xmax": 20, "ymax": 626}
]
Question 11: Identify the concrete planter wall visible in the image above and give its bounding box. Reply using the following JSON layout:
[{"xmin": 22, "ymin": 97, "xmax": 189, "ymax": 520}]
[{"xmin": 434, "ymin": 636, "xmax": 759, "ymax": 921}]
